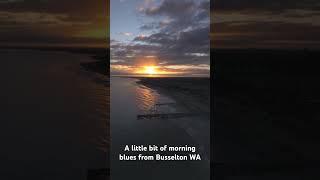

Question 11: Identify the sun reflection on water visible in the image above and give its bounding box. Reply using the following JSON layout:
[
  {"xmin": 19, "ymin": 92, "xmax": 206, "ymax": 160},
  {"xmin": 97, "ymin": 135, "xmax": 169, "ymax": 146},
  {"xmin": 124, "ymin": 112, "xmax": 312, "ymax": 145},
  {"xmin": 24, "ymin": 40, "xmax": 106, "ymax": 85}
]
[{"xmin": 135, "ymin": 84, "xmax": 159, "ymax": 112}]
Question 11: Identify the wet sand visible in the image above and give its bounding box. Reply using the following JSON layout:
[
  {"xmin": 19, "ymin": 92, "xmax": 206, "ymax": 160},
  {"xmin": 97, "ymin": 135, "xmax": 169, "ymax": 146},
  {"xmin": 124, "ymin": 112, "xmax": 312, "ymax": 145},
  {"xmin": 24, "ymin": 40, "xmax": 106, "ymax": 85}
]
[
  {"xmin": 137, "ymin": 77, "xmax": 210, "ymax": 113},
  {"xmin": 0, "ymin": 49, "xmax": 108, "ymax": 180},
  {"xmin": 137, "ymin": 77, "xmax": 210, "ymax": 158}
]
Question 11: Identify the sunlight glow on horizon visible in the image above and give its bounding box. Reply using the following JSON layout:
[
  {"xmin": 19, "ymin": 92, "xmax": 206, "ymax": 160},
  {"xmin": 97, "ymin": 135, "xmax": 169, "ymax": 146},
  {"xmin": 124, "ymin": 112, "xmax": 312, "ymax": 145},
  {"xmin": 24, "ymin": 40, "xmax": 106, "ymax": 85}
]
[
  {"xmin": 111, "ymin": 63, "xmax": 210, "ymax": 77},
  {"xmin": 135, "ymin": 65, "xmax": 178, "ymax": 76},
  {"xmin": 143, "ymin": 66, "xmax": 157, "ymax": 75},
  {"xmin": 111, "ymin": 54, "xmax": 210, "ymax": 77}
]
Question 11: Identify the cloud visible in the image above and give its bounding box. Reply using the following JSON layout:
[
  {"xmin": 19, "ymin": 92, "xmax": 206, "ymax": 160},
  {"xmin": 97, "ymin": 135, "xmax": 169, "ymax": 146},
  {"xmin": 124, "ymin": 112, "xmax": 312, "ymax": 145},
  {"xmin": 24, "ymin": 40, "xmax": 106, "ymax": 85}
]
[
  {"xmin": 0, "ymin": 0, "xmax": 106, "ymax": 15},
  {"xmin": 0, "ymin": 0, "xmax": 24, "ymax": 3},
  {"xmin": 212, "ymin": 21, "xmax": 320, "ymax": 49},
  {"xmin": 119, "ymin": 32, "xmax": 133, "ymax": 36},
  {"xmin": 213, "ymin": 0, "xmax": 320, "ymax": 13},
  {"xmin": 111, "ymin": 0, "xmax": 210, "ymax": 75},
  {"xmin": 140, "ymin": 0, "xmax": 209, "ymax": 33},
  {"xmin": 142, "ymin": 0, "xmax": 196, "ymax": 18},
  {"xmin": 211, "ymin": 0, "xmax": 320, "ymax": 49},
  {"xmin": 0, "ymin": 0, "xmax": 108, "ymax": 46},
  {"xmin": 0, "ymin": 11, "xmax": 90, "ymax": 26}
]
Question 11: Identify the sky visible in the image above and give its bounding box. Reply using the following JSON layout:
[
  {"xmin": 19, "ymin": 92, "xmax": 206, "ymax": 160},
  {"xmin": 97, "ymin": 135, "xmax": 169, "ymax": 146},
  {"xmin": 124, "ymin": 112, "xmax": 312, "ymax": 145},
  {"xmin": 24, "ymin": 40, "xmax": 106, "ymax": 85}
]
[
  {"xmin": 1, "ymin": 0, "xmax": 319, "ymax": 50},
  {"xmin": 110, "ymin": 0, "xmax": 210, "ymax": 77},
  {"xmin": 0, "ymin": 0, "xmax": 108, "ymax": 47},
  {"xmin": 212, "ymin": 0, "xmax": 320, "ymax": 49}
]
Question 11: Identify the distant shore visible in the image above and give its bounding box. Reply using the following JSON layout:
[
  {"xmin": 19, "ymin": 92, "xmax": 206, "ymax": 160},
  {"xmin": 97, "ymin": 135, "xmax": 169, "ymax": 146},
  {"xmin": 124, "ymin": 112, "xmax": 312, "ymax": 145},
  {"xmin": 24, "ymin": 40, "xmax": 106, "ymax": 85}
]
[
  {"xmin": 80, "ymin": 55, "xmax": 108, "ymax": 76},
  {"xmin": 0, "ymin": 46, "xmax": 109, "ymax": 76}
]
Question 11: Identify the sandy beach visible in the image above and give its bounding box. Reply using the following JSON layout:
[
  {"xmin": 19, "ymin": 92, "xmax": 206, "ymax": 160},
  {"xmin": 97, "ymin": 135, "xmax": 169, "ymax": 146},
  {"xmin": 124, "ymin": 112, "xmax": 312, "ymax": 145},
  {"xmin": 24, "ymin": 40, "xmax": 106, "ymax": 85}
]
[
  {"xmin": 137, "ymin": 77, "xmax": 210, "ymax": 112},
  {"xmin": 137, "ymin": 77, "xmax": 211, "ymax": 158},
  {"xmin": 111, "ymin": 76, "xmax": 210, "ymax": 180}
]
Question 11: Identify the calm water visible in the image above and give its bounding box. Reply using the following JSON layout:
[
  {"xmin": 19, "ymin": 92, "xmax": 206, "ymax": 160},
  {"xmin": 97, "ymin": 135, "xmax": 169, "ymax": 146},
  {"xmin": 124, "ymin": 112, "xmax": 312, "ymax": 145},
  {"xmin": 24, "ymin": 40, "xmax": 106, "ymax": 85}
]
[
  {"xmin": 111, "ymin": 77, "xmax": 209, "ymax": 180},
  {"xmin": 0, "ymin": 50, "xmax": 108, "ymax": 180}
]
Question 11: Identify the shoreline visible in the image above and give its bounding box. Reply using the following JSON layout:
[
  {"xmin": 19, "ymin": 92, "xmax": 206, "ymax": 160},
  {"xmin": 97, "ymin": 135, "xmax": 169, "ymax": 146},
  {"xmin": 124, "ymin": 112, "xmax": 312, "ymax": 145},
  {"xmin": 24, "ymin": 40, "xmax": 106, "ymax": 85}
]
[
  {"xmin": 135, "ymin": 77, "xmax": 211, "ymax": 160},
  {"xmin": 136, "ymin": 77, "xmax": 210, "ymax": 114},
  {"xmin": 0, "ymin": 47, "xmax": 109, "ymax": 77}
]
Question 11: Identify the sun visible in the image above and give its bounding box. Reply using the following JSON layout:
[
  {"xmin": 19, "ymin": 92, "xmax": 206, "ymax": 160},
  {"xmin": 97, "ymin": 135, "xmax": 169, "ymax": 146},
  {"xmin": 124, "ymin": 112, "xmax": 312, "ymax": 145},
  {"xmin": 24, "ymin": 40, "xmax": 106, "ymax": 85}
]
[{"xmin": 144, "ymin": 66, "xmax": 157, "ymax": 75}]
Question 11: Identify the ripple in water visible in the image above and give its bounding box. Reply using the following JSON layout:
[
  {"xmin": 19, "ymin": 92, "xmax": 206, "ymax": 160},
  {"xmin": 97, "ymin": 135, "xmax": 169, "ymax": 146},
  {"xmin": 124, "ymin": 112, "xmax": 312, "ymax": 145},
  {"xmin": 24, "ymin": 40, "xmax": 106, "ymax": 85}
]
[
  {"xmin": 135, "ymin": 85, "xmax": 160, "ymax": 113},
  {"xmin": 134, "ymin": 83, "xmax": 178, "ymax": 115}
]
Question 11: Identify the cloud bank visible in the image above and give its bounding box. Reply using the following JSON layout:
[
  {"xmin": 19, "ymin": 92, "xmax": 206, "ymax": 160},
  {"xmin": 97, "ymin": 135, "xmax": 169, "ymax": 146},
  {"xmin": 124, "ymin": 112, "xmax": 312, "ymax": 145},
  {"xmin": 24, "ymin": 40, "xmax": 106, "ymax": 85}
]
[
  {"xmin": 111, "ymin": 0, "xmax": 210, "ymax": 76},
  {"xmin": 212, "ymin": 0, "xmax": 320, "ymax": 49}
]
